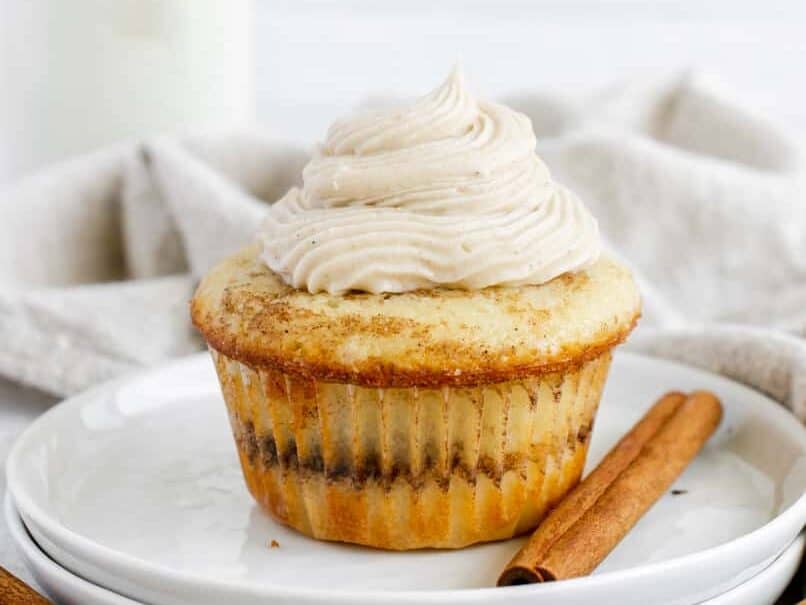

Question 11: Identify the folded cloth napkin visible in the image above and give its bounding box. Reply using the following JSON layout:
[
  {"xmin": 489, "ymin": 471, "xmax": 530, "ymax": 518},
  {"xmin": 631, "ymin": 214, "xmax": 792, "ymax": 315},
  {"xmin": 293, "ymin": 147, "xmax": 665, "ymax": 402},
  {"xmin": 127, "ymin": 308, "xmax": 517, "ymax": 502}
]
[{"xmin": 1, "ymin": 73, "xmax": 804, "ymax": 420}]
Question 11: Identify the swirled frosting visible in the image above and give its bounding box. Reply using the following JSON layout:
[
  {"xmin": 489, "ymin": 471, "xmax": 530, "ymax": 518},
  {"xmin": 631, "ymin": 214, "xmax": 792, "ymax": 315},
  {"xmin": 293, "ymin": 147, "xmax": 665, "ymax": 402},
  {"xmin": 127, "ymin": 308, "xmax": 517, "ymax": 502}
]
[{"xmin": 259, "ymin": 68, "xmax": 601, "ymax": 294}]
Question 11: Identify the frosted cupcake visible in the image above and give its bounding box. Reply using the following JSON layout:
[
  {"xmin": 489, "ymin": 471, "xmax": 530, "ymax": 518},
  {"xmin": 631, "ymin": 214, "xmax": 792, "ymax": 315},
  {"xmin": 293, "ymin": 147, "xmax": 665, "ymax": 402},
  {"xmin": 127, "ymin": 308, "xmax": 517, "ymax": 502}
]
[{"xmin": 191, "ymin": 68, "xmax": 640, "ymax": 550}]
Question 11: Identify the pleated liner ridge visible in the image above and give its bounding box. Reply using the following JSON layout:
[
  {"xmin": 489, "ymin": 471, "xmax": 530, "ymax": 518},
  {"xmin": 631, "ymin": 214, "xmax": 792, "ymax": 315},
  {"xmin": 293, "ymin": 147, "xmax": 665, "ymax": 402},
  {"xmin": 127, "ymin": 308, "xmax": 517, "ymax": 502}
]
[{"xmin": 211, "ymin": 349, "xmax": 612, "ymax": 550}]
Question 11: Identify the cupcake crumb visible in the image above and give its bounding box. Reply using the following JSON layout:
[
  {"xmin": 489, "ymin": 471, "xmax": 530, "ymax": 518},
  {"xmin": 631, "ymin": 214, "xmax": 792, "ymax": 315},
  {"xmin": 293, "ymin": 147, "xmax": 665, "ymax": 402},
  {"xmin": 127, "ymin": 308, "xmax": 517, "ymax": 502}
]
[{"xmin": 270, "ymin": 539, "xmax": 280, "ymax": 548}]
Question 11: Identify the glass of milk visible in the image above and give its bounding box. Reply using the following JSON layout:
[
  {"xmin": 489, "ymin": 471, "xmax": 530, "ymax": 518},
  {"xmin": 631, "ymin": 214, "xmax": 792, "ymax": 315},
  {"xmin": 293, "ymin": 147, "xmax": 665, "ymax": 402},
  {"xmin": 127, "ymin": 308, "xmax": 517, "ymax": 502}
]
[{"xmin": 0, "ymin": 0, "xmax": 254, "ymax": 182}]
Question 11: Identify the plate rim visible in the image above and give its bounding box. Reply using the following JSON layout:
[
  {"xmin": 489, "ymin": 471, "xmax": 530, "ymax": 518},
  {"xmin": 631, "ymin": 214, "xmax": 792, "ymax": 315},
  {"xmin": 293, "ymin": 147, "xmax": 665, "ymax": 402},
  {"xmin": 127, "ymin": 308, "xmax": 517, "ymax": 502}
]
[
  {"xmin": 7, "ymin": 493, "xmax": 804, "ymax": 605},
  {"xmin": 7, "ymin": 492, "xmax": 805, "ymax": 605},
  {"xmin": 7, "ymin": 351, "xmax": 806, "ymax": 602},
  {"xmin": 3, "ymin": 493, "xmax": 142, "ymax": 605}
]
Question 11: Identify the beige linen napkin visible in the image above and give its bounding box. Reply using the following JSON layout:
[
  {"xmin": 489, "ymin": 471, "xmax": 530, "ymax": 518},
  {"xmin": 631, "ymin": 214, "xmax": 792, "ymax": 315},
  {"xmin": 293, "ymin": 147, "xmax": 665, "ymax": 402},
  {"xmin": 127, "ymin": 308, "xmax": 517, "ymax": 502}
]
[
  {"xmin": 0, "ymin": 75, "xmax": 804, "ymax": 420},
  {"xmin": 0, "ymin": 132, "xmax": 307, "ymax": 396}
]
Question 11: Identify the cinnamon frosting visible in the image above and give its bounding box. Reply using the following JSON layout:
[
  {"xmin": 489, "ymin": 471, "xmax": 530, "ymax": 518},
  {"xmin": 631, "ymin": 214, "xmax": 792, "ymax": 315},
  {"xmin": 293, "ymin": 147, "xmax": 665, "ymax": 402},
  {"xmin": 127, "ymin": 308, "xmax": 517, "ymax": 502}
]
[{"xmin": 259, "ymin": 67, "xmax": 601, "ymax": 294}]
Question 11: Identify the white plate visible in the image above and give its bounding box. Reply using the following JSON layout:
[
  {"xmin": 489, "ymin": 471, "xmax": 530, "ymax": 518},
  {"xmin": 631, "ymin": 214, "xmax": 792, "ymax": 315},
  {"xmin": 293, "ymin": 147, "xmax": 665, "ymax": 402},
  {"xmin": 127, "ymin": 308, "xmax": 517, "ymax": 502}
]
[
  {"xmin": 7, "ymin": 353, "xmax": 806, "ymax": 605},
  {"xmin": 6, "ymin": 494, "xmax": 804, "ymax": 605},
  {"xmin": 5, "ymin": 494, "xmax": 803, "ymax": 605},
  {"xmin": 703, "ymin": 532, "xmax": 803, "ymax": 605},
  {"xmin": 4, "ymin": 494, "xmax": 143, "ymax": 605}
]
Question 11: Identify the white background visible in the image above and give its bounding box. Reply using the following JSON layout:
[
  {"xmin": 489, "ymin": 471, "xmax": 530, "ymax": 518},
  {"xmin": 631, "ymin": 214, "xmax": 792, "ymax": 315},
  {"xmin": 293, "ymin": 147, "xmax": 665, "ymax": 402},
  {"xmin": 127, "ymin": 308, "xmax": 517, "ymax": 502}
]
[
  {"xmin": 2, "ymin": 0, "xmax": 805, "ymax": 180},
  {"xmin": 254, "ymin": 0, "xmax": 806, "ymax": 145}
]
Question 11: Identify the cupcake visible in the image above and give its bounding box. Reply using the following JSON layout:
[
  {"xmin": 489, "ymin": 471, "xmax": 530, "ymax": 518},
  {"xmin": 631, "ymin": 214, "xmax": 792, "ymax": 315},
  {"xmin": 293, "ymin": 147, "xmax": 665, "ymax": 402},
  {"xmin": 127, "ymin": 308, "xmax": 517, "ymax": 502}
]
[{"xmin": 191, "ymin": 68, "xmax": 640, "ymax": 550}]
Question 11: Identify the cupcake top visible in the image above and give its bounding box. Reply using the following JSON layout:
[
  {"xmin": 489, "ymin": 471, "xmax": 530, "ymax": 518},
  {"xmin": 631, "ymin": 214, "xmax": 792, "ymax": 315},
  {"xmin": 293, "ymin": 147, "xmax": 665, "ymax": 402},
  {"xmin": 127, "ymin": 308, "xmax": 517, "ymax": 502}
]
[
  {"xmin": 192, "ymin": 69, "xmax": 640, "ymax": 387},
  {"xmin": 259, "ymin": 67, "xmax": 601, "ymax": 295},
  {"xmin": 191, "ymin": 245, "xmax": 639, "ymax": 387}
]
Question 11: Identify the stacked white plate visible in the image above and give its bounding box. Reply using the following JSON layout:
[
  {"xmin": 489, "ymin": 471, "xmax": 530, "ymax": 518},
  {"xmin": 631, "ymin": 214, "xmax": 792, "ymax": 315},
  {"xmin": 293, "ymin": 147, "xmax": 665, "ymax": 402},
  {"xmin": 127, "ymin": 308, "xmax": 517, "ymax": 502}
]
[{"xmin": 6, "ymin": 352, "xmax": 806, "ymax": 605}]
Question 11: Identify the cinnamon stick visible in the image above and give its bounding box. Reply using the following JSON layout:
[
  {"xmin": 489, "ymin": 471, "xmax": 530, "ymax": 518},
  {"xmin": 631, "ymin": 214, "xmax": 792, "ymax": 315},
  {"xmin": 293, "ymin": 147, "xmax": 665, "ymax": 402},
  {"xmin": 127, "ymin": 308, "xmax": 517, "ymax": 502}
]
[
  {"xmin": 498, "ymin": 390, "xmax": 722, "ymax": 585},
  {"xmin": 0, "ymin": 566, "xmax": 53, "ymax": 605}
]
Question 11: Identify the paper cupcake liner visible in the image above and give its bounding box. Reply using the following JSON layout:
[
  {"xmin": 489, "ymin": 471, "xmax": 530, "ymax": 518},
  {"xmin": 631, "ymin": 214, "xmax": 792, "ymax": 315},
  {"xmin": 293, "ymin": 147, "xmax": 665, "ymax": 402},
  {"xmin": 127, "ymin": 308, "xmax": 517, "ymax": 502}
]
[{"xmin": 210, "ymin": 349, "xmax": 612, "ymax": 550}]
